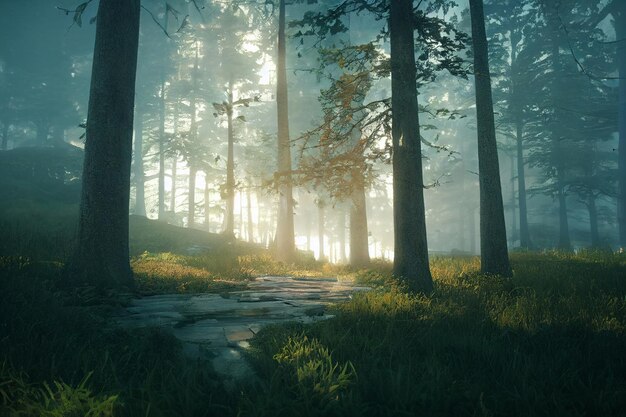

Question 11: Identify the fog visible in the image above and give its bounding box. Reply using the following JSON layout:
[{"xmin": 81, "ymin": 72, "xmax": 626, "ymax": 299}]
[{"xmin": 1, "ymin": 0, "xmax": 623, "ymax": 264}]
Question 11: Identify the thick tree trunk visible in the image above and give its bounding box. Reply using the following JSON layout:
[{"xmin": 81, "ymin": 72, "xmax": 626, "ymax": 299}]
[
  {"xmin": 275, "ymin": 0, "xmax": 296, "ymax": 262},
  {"xmin": 188, "ymin": 166, "xmax": 197, "ymax": 227},
  {"xmin": 516, "ymin": 120, "xmax": 531, "ymax": 248},
  {"xmin": 158, "ymin": 79, "xmax": 166, "ymax": 220},
  {"xmin": 617, "ymin": 6, "xmax": 626, "ymax": 248},
  {"xmin": 224, "ymin": 82, "xmax": 235, "ymax": 236},
  {"xmin": 67, "ymin": 0, "xmax": 140, "ymax": 288},
  {"xmin": 389, "ymin": 0, "xmax": 433, "ymax": 292},
  {"xmin": 133, "ymin": 110, "xmax": 146, "ymax": 216},
  {"xmin": 469, "ymin": 0, "xmax": 512, "ymax": 276},
  {"xmin": 350, "ymin": 172, "xmax": 370, "ymax": 267}
]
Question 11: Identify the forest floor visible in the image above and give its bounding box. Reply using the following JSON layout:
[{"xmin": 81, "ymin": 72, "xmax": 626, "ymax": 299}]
[{"xmin": 1, "ymin": 216, "xmax": 626, "ymax": 416}]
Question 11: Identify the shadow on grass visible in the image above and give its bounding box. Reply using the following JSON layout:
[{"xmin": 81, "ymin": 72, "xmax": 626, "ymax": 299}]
[{"xmin": 241, "ymin": 254, "xmax": 626, "ymax": 417}]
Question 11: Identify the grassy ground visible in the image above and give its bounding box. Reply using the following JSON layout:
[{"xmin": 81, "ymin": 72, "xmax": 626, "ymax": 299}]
[{"xmin": 1, "ymin": 248, "xmax": 625, "ymax": 416}]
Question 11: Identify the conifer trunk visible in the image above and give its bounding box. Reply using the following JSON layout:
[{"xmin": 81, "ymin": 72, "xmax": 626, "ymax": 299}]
[
  {"xmin": 469, "ymin": 0, "xmax": 512, "ymax": 276},
  {"xmin": 133, "ymin": 110, "xmax": 146, "ymax": 216},
  {"xmin": 224, "ymin": 81, "xmax": 235, "ymax": 236},
  {"xmin": 275, "ymin": 0, "xmax": 296, "ymax": 261},
  {"xmin": 67, "ymin": 0, "xmax": 140, "ymax": 288},
  {"xmin": 617, "ymin": 5, "xmax": 626, "ymax": 248},
  {"xmin": 389, "ymin": 0, "xmax": 433, "ymax": 292}
]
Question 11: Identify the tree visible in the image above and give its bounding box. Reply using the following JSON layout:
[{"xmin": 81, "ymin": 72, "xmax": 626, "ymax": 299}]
[
  {"xmin": 588, "ymin": 0, "xmax": 626, "ymax": 248},
  {"xmin": 389, "ymin": 0, "xmax": 433, "ymax": 291},
  {"xmin": 66, "ymin": 0, "xmax": 140, "ymax": 288},
  {"xmin": 275, "ymin": 0, "xmax": 296, "ymax": 261},
  {"xmin": 469, "ymin": 0, "xmax": 512, "ymax": 276}
]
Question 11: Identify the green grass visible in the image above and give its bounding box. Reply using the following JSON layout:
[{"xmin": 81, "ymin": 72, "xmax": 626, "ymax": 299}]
[
  {"xmin": 241, "ymin": 252, "xmax": 626, "ymax": 417},
  {"xmin": 1, "ymin": 248, "xmax": 625, "ymax": 416}
]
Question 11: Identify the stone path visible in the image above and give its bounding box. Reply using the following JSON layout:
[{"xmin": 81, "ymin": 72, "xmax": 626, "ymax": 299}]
[{"xmin": 115, "ymin": 276, "xmax": 369, "ymax": 380}]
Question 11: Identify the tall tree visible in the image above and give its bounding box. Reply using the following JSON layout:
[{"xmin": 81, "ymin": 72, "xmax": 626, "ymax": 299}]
[
  {"xmin": 66, "ymin": 0, "xmax": 140, "ymax": 287},
  {"xmin": 275, "ymin": 0, "xmax": 296, "ymax": 261},
  {"xmin": 469, "ymin": 0, "xmax": 512, "ymax": 276},
  {"xmin": 390, "ymin": 0, "xmax": 433, "ymax": 291}
]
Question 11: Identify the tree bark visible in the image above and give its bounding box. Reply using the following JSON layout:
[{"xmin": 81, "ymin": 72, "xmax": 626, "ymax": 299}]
[
  {"xmin": 275, "ymin": 0, "xmax": 296, "ymax": 262},
  {"xmin": 66, "ymin": 0, "xmax": 140, "ymax": 288},
  {"xmin": 389, "ymin": 0, "xmax": 433, "ymax": 292},
  {"xmin": 469, "ymin": 0, "xmax": 512, "ymax": 276},
  {"xmin": 133, "ymin": 110, "xmax": 146, "ymax": 216}
]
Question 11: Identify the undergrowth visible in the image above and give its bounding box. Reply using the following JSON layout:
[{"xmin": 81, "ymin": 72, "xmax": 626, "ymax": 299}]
[{"xmin": 1, "ymin": 251, "xmax": 625, "ymax": 416}]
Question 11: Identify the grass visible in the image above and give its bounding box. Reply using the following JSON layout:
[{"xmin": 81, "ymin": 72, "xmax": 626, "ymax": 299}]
[
  {"xmin": 241, "ymin": 251, "xmax": 626, "ymax": 417},
  {"xmin": 1, "ymin": 206, "xmax": 625, "ymax": 416}
]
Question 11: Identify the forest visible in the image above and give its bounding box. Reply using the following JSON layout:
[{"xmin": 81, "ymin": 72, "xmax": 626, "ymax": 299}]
[{"xmin": 0, "ymin": 0, "xmax": 625, "ymax": 416}]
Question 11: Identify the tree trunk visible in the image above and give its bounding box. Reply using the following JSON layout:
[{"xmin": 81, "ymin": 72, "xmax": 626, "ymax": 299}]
[
  {"xmin": 469, "ymin": 207, "xmax": 477, "ymax": 255},
  {"xmin": 204, "ymin": 179, "xmax": 210, "ymax": 230},
  {"xmin": 588, "ymin": 195, "xmax": 600, "ymax": 247},
  {"xmin": 171, "ymin": 102, "xmax": 179, "ymax": 214},
  {"xmin": 469, "ymin": 0, "xmax": 512, "ymax": 276},
  {"xmin": 36, "ymin": 122, "xmax": 49, "ymax": 145},
  {"xmin": 247, "ymin": 187, "xmax": 254, "ymax": 243},
  {"xmin": 51, "ymin": 126, "xmax": 65, "ymax": 147},
  {"xmin": 318, "ymin": 199, "xmax": 325, "ymax": 261},
  {"xmin": 66, "ymin": 0, "xmax": 140, "ymax": 288},
  {"xmin": 171, "ymin": 157, "xmax": 177, "ymax": 213},
  {"xmin": 557, "ymin": 169, "xmax": 571, "ymax": 249},
  {"xmin": 389, "ymin": 0, "xmax": 433, "ymax": 292},
  {"xmin": 510, "ymin": 154, "xmax": 517, "ymax": 245},
  {"xmin": 133, "ymin": 110, "xmax": 146, "ymax": 216},
  {"xmin": 224, "ymin": 81, "xmax": 236, "ymax": 236},
  {"xmin": 350, "ymin": 171, "xmax": 370, "ymax": 267},
  {"xmin": 617, "ymin": 5, "xmax": 626, "ymax": 248},
  {"xmin": 188, "ymin": 166, "xmax": 197, "ymax": 227},
  {"xmin": 516, "ymin": 120, "xmax": 531, "ymax": 248},
  {"xmin": 158, "ymin": 79, "xmax": 166, "ymax": 220},
  {"xmin": 275, "ymin": 0, "xmax": 296, "ymax": 262},
  {"xmin": 1, "ymin": 122, "xmax": 8, "ymax": 150},
  {"xmin": 188, "ymin": 45, "xmax": 199, "ymax": 228},
  {"xmin": 338, "ymin": 209, "xmax": 347, "ymax": 264}
]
